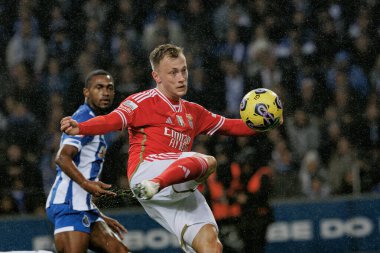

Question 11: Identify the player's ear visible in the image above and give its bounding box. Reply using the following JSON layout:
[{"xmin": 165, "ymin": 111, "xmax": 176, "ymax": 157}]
[
  {"xmin": 83, "ymin": 87, "xmax": 89, "ymax": 98},
  {"xmin": 152, "ymin": 71, "xmax": 161, "ymax": 84}
]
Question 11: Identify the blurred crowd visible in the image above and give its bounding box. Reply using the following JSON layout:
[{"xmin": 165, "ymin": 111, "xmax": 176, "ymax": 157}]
[{"xmin": 0, "ymin": 0, "xmax": 379, "ymax": 219}]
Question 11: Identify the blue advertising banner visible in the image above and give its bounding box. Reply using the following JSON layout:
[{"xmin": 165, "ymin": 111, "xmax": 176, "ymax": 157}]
[
  {"xmin": 266, "ymin": 196, "xmax": 380, "ymax": 253},
  {"xmin": 0, "ymin": 209, "xmax": 180, "ymax": 252},
  {"xmin": 1, "ymin": 196, "xmax": 380, "ymax": 252}
]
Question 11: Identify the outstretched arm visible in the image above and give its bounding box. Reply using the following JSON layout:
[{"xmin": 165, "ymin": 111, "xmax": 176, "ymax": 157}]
[
  {"xmin": 217, "ymin": 118, "xmax": 257, "ymax": 136},
  {"xmin": 61, "ymin": 112, "xmax": 123, "ymax": 136},
  {"xmin": 55, "ymin": 144, "xmax": 116, "ymax": 197}
]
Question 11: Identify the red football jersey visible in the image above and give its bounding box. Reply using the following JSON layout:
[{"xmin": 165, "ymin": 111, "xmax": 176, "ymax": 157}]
[{"xmin": 113, "ymin": 88, "xmax": 225, "ymax": 178}]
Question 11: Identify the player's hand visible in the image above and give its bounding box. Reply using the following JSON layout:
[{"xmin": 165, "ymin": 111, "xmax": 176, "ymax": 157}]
[
  {"xmin": 101, "ymin": 214, "xmax": 128, "ymax": 240},
  {"xmin": 81, "ymin": 180, "xmax": 117, "ymax": 197},
  {"xmin": 280, "ymin": 114, "xmax": 284, "ymax": 125},
  {"xmin": 60, "ymin": 116, "xmax": 80, "ymax": 135}
]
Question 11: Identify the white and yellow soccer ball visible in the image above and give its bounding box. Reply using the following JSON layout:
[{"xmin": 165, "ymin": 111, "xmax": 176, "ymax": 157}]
[{"xmin": 240, "ymin": 88, "xmax": 283, "ymax": 131}]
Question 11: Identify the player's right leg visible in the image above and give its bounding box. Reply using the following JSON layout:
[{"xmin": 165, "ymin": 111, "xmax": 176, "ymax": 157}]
[
  {"xmin": 89, "ymin": 220, "xmax": 129, "ymax": 253},
  {"xmin": 55, "ymin": 231, "xmax": 89, "ymax": 253},
  {"xmin": 133, "ymin": 153, "xmax": 217, "ymax": 200},
  {"xmin": 191, "ymin": 224, "xmax": 223, "ymax": 253}
]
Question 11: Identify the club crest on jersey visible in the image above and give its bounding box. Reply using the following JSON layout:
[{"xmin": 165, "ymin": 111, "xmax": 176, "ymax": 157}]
[
  {"xmin": 82, "ymin": 215, "xmax": 90, "ymax": 227},
  {"xmin": 176, "ymin": 115, "xmax": 185, "ymax": 127},
  {"xmin": 186, "ymin": 114, "xmax": 193, "ymax": 129}
]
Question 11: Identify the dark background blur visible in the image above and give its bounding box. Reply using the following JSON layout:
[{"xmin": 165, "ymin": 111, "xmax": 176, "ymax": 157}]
[{"xmin": 0, "ymin": 0, "xmax": 379, "ymax": 222}]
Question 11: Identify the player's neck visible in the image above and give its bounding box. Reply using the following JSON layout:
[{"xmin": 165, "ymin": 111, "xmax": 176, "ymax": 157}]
[{"xmin": 156, "ymin": 87, "xmax": 180, "ymax": 104}]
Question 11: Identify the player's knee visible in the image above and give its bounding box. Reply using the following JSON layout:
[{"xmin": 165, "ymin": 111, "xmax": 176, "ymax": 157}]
[
  {"xmin": 103, "ymin": 238, "xmax": 129, "ymax": 253},
  {"xmin": 193, "ymin": 224, "xmax": 222, "ymax": 253},
  {"xmin": 198, "ymin": 234, "xmax": 223, "ymax": 253},
  {"xmin": 205, "ymin": 155, "xmax": 217, "ymax": 172},
  {"xmin": 110, "ymin": 242, "xmax": 129, "ymax": 253}
]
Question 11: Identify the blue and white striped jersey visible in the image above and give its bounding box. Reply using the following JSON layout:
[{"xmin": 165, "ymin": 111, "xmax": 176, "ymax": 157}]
[{"xmin": 46, "ymin": 103, "xmax": 109, "ymax": 211}]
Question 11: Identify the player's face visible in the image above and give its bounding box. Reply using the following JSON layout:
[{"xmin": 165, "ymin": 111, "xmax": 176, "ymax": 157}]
[
  {"xmin": 84, "ymin": 75, "xmax": 115, "ymax": 113},
  {"xmin": 153, "ymin": 53, "xmax": 188, "ymax": 101}
]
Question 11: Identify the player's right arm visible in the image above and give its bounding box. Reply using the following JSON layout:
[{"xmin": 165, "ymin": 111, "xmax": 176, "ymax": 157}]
[
  {"xmin": 55, "ymin": 144, "xmax": 116, "ymax": 197},
  {"xmin": 60, "ymin": 111, "xmax": 123, "ymax": 136},
  {"xmin": 61, "ymin": 98, "xmax": 140, "ymax": 136}
]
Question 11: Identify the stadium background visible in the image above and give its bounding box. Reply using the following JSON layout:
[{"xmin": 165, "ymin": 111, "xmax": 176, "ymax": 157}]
[{"xmin": 0, "ymin": 0, "xmax": 379, "ymax": 252}]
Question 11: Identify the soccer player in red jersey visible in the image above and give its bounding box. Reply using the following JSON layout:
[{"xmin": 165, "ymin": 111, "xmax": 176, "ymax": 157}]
[{"xmin": 60, "ymin": 44, "xmax": 265, "ymax": 253}]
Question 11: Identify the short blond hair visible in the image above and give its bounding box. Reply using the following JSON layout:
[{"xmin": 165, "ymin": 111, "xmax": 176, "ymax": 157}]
[{"xmin": 149, "ymin": 44, "xmax": 184, "ymax": 70}]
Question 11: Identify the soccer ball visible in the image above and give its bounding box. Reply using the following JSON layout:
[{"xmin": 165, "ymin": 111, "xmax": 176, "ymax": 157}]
[{"xmin": 240, "ymin": 88, "xmax": 283, "ymax": 131}]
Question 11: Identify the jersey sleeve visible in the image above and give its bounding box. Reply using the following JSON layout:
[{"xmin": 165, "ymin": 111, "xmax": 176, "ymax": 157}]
[
  {"xmin": 112, "ymin": 98, "xmax": 140, "ymax": 129},
  {"xmin": 61, "ymin": 133, "xmax": 92, "ymax": 151},
  {"xmin": 192, "ymin": 103, "xmax": 226, "ymax": 136},
  {"xmin": 112, "ymin": 96, "xmax": 152, "ymax": 129},
  {"xmin": 63, "ymin": 110, "xmax": 93, "ymax": 150}
]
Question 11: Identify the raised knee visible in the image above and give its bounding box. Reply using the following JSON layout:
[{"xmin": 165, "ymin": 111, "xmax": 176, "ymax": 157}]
[
  {"xmin": 206, "ymin": 155, "xmax": 217, "ymax": 171},
  {"xmin": 217, "ymin": 240, "xmax": 223, "ymax": 252}
]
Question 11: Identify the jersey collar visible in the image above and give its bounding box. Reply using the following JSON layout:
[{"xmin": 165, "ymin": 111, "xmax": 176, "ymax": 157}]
[{"xmin": 154, "ymin": 88, "xmax": 183, "ymax": 112}]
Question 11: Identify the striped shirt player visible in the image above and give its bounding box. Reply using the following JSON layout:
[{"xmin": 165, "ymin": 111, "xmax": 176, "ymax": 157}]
[
  {"xmin": 46, "ymin": 103, "xmax": 108, "ymax": 212},
  {"xmin": 47, "ymin": 69, "xmax": 129, "ymax": 253}
]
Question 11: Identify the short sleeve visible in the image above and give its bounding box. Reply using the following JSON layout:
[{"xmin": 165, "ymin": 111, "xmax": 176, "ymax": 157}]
[{"xmin": 192, "ymin": 103, "xmax": 225, "ymax": 136}]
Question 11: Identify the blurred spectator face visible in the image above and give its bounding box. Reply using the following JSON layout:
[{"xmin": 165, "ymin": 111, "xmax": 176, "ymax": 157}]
[
  {"xmin": 325, "ymin": 106, "xmax": 338, "ymax": 122},
  {"xmin": 311, "ymin": 177, "xmax": 322, "ymax": 193},
  {"xmin": 337, "ymin": 137, "xmax": 350, "ymax": 155},
  {"xmin": 366, "ymin": 103, "xmax": 379, "ymax": 122},
  {"xmin": 8, "ymin": 165, "xmax": 22, "ymax": 178},
  {"xmin": 327, "ymin": 121, "xmax": 341, "ymax": 140},
  {"xmin": 119, "ymin": 0, "xmax": 132, "ymax": 12},
  {"xmin": 301, "ymin": 78, "xmax": 315, "ymax": 101},
  {"xmin": 188, "ymin": 0, "xmax": 202, "ymax": 13},
  {"xmin": 0, "ymin": 196, "xmax": 18, "ymax": 214},
  {"xmin": 226, "ymin": 27, "xmax": 239, "ymax": 44},
  {"xmin": 7, "ymin": 145, "xmax": 22, "ymax": 162},
  {"xmin": 354, "ymin": 34, "xmax": 370, "ymax": 53},
  {"xmin": 294, "ymin": 109, "xmax": 308, "ymax": 127},
  {"xmin": 156, "ymin": 13, "xmax": 168, "ymax": 28},
  {"xmin": 20, "ymin": 20, "xmax": 32, "ymax": 38},
  {"xmin": 335, "ymin": 88, "xmax": 349, "ymax": 108},
  {"xmin": 48, "ymin": 58, "xmax": 60, "ymax": 75},
  {"xmin": 335, "ymin": 71, "xmax": 348, "ymax": 88},
  {"xmin": 12, "ymin": 64, "xmax": 30, "ymax": 88}
]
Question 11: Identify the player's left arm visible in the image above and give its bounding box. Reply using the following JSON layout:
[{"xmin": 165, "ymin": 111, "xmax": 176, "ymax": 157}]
[
  {"xmin": 56, "ymin": 144, "xmax": 116, "ymax": 197},
  {"xmin": 191, "ymin": 102, "xmax": 256, "ymax": 136},
  {"xmin": 217, "ymin": 118, "xmax": 256, "ymax": 136}
]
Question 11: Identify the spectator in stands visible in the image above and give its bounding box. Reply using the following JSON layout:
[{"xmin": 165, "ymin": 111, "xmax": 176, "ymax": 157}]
[
  {"xmin": 47, "ymin": 27, "xmax": 72, "ymax": 68},
  {"xmin": 328, "ymin": 137, "xmax": 357, "ymax": 194},
  {"xmin": 271, "ymin": 139, "xmax": 300, "ymax": 198},
  {"xmin": 0, "ymin": 194, "xmax": 19, "ymax": 215},
  {"xmin": 369, "ymin": 55, "xmax": 380, "ymax": 96},
  {"xmin": 286, "ymin": 108, "xmax": 320, "ymax": 164},
  {"xmin": 299, "ymin": 150, "xmax": 330, "ymax": 199},
  {"xmin": 6, "ymin": 19, "xmax": 47, "ymax": 75},
  {"xmin": 142, "ymin": 8, "xmax": 184, "ymax": 52},
  {"xmin": 326, "ymin": 51, "xmax": 369, "ymax": 101}
]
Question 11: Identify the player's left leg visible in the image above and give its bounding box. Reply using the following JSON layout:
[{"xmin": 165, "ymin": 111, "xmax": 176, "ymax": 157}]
[
  {"xmin": 89, "ymin": 220, "xmax": 129, "ymax": 253},
  {"xmin": 191, "ymin": 224, "xmax": 223, "ymax": 253},
  {"xmin": 54, "ymin": 231, "xmax": 90, "ymax": 253}
]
